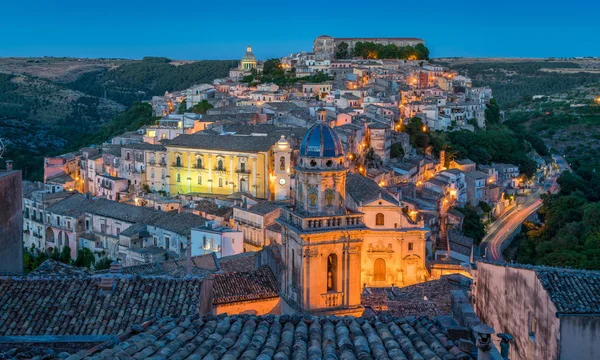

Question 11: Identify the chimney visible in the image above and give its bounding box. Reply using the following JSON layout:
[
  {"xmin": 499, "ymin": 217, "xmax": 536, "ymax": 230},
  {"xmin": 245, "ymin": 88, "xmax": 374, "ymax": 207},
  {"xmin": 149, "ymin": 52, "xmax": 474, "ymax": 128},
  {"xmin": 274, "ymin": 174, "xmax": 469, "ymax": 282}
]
[
  {"xmin": 474, "ymin": 323, "xmax": 495, "ymax": 360},
  {"xmin": 198, "ymin": 276, "xmax": 214, "ymax": 316},
  {"xmin": 497, "ymin": 333, "xmax": 513, "ymax": 360},
  {"xmin": 110, "ymin": 261, "xmax": 122, "ymax": 274},
  {"xmin": 6, "ymin": 160, "xmax": 13, "ymax": 171},
  {"xmin": 99, "ymin": 276, "xmax": 115, "ymax": 291}
]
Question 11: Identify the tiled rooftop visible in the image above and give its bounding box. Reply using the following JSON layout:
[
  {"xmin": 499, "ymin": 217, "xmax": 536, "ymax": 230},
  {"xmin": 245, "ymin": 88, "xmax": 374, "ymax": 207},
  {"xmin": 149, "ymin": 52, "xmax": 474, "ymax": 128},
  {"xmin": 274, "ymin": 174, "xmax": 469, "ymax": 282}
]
[
  {"xmin": 362, "ymin": 275, "xmax": 472, "ymax": 318},
  {"xmin": 537, "ymin": 267, "xmax": 600, "ymax": 314},
  {"xmin": 212, "ymin": 266, "xmax": 278, "ymax": 305},
  {"xmin": 26, "ymin": 259, "xmax": 91, "ymax": 278},
  {"xmin": 166, "ymin": 133, "xmax": 280, "ymax": 152},
  {"xmin": 111, "ymin": 253, "xmax": 219, "ymax": 277},
  {"xmin": 0, "ymin": 277, "xmax": 202, "ymax": 336},
  {"xmin": 76, "ymin": 313, "xmax": 474, "ymax": 360},
  {"xmin": 0, "ymin": 264, "xmax": 281, "ymax": 337},
  {"xmin": 218, "ymin": 252, "xmax": 258, "ymax": 273},
  {"xmin": 346, "ymin": 172, "xmax": 398, "ymax": 206},
  {"xmin": 484, "ymin": 261, "xmax": 600, "ymax": 315}
]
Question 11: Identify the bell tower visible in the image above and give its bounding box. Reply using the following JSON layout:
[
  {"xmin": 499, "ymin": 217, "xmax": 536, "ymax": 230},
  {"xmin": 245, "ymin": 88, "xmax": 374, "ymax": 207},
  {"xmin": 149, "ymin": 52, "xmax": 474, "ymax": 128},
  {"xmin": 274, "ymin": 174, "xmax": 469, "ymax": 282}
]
[{"xmin": 273, "ymin": 135, "xmax": 291, "ymax": 200}]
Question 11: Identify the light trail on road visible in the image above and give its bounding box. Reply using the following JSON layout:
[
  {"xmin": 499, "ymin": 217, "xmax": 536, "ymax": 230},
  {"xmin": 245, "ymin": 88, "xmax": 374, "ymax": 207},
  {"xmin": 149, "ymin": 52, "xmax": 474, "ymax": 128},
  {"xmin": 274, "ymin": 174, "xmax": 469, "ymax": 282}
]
[{"xmin": 483, "ymin": 159, "xmax": 562, "ymax": 261}]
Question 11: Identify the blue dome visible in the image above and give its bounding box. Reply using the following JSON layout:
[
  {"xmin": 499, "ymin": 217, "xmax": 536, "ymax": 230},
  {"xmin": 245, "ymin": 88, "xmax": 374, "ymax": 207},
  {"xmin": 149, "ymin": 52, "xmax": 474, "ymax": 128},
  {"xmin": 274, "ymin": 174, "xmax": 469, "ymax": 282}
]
[{"xmin": 299, "ymin": 122, "xmax": 344, "ymax": 158}]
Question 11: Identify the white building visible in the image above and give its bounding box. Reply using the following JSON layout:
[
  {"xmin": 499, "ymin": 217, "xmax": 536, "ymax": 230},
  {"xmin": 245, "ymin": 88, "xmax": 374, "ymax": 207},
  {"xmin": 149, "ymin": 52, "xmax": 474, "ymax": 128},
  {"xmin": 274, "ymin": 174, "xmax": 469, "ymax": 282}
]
[{"xmin": 191, "ymin": 222, "xmax": 243, "ymax": 258}]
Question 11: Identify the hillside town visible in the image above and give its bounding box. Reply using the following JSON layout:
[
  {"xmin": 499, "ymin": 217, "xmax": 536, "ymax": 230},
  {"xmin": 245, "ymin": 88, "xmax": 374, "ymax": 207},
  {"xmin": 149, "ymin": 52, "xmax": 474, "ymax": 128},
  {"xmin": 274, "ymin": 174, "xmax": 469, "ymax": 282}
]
[{"xmin": 1, "ymin": 36, "xmax": 599, "ymax": 360}]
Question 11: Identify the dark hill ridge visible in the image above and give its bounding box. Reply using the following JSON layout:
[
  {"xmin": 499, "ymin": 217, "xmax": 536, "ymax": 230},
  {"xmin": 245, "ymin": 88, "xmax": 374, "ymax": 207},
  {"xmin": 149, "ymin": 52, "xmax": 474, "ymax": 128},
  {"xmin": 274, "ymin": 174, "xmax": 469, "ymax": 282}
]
[{"xmin": 0, "ymin": 57, "xmax": 236, "ymax": 180}]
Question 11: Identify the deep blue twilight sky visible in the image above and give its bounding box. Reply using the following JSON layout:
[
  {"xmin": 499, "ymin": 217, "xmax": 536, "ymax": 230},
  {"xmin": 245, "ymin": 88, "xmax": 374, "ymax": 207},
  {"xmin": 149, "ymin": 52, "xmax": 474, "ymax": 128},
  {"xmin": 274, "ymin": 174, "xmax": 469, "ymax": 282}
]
[{"xmin": 1, "ymin": 0, "xmax": 599, "ymax": 60}]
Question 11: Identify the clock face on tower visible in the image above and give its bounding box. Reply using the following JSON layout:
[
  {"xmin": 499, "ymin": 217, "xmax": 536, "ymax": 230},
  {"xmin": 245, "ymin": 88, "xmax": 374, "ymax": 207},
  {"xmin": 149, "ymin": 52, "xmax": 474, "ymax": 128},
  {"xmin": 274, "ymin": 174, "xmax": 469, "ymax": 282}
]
[{"xmin": 279, "ymin": 178, "xmax": 286, "ymax": 186}]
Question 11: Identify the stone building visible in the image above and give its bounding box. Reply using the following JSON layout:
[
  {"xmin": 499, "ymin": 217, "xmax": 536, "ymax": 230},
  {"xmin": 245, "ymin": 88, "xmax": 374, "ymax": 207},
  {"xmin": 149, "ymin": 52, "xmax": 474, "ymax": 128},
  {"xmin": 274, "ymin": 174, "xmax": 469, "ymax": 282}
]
[
  {"xmin": 474, "ymin": 261, "xmax": 600, "ymax": 360},
  {"xmin": 314, "ymin": 35, "xmax": 425, "ymax": 58},
  {"xmin": 0, "ymin": 162, "xmax": 23, "ymax": 275},
  {"xmin": 277, "ymin": 122, "xmax": 428, "ymax": 316},
  {"xmin": 165, "ymin": 134, "xmax": 291, "ymax": 200}
]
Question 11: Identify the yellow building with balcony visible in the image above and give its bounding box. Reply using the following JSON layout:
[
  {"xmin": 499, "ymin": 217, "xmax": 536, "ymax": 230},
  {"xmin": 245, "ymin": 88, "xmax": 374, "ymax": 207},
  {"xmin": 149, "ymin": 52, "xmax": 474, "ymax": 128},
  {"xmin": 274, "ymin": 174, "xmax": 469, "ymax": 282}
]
[{"xmin": 165, "ymin": 134, "xmax": 290, "ymax": 199}]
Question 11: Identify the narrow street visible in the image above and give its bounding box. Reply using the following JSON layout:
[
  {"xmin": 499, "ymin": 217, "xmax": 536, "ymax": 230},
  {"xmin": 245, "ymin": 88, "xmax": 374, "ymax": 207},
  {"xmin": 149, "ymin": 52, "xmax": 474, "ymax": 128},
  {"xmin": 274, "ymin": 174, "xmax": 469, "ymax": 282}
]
[{"xmin": 480, "ymin": 155, "xmax": 567, "ymax": 261}]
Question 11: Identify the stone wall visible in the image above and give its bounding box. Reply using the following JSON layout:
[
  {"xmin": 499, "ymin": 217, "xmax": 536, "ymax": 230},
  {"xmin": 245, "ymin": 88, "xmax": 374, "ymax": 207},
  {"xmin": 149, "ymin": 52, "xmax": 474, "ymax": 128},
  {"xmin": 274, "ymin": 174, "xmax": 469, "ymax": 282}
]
[
  {"xmin": 0, "ymin": 170, "xmax": 23, "ymax": 275},
  {"xmin": 560, "ymin": 316, "xmax": 600, "ymax": 360},
  {"xmin": 473, "ymin": 262, "xmax": 560, "ymax": 360}
]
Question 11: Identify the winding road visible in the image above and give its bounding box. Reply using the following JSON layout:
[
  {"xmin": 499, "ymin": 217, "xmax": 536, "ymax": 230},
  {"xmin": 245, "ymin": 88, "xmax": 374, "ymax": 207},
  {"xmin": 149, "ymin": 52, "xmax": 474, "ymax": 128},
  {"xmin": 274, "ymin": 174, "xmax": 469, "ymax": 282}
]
[{"xmin": 480, "ymin": 155, "xmax": 568, "ymax": 261}]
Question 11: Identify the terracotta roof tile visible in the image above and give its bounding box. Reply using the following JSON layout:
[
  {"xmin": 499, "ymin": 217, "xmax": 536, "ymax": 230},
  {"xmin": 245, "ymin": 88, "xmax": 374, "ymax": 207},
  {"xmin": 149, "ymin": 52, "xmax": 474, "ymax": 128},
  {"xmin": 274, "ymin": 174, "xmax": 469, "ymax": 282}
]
[
  {"xmin": 84, "ymin": 313, "xmax": 474, "ymax": 360},
  {"xmin": 0, "ymin": 277, "xmax": 203, "ymax": 336},
  {"xmin": 212, "ymin": 266, "xmax": 278, "ymax": 305}
]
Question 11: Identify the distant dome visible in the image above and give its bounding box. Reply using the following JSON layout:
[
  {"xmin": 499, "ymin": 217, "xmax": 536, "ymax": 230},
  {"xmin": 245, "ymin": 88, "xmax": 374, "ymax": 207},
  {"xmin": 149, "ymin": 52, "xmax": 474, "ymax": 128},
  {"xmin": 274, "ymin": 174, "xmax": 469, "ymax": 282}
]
[
  {"xmin": 299, "ymin": 122, "xmax": 344, "ymax": 158},
  {"xmin": 242, "ymin": 45, "xmax": 256, "ymax": 62}
]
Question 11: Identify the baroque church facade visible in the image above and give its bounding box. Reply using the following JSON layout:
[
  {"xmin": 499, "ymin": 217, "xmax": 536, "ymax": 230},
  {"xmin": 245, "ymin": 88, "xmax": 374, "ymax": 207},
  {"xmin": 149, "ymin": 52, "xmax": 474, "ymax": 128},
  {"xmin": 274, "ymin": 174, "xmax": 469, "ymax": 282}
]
[{"xmin": 277, "ymin": 122, "xmax": 429, "ymax": 316}]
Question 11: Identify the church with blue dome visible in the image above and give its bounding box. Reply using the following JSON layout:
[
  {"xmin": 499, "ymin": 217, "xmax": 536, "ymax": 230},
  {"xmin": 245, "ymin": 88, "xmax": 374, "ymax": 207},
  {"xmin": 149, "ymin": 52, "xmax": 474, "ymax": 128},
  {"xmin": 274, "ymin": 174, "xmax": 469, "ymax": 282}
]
[{"xmin": 276, "ymin": 121, "xmax": 429, "ymax": 316}]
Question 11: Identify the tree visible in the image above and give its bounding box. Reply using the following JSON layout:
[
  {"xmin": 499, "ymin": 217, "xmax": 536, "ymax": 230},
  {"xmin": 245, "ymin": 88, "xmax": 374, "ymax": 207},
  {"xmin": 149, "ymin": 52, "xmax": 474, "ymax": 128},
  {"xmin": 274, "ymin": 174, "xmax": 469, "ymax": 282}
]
[
  {"xmin": 262, "ymin": 59, "xmax": 284, "ymax": 77},
  {"xmin": 49, "ymin": 247, "xmax": 60, "ymax": 261},
  {"xmin": 95, "ymin": 257, "xmax": 113, "ymax": 270},
  {"xmin": 60, "ymin": 246, "xmax": 72, "ymax": 264},
  {"xmin": 335, "ymin": 42, "xmax": 349, "ymax": 59},
  {"xmin": 74, "ymin": 248, "xmax": 96, "ymax": 269},
  {"xmin": 484, "ymin": 98, "xmax": 501, "ymax": 125},
  {"xmin": 415, "ymin": 44, "xmax": 430, "ymax": 60},
  {"xmin": 189, "ymin": 100, "xmax": 214, "ymax": 115},
  {"xmin": 241, "ymin": 74, "xmax": 254, "ymax": 83},
  {"xmin": 456, "ymin": 206, "xmax": 486, "ymax": 244},
  {"xmin": 178, "ymin": 100, "xmax": 187, "ymax": 114},
  {"xmin": 390, "ymin": 143, "xmax": 405, "ymax": 159},
  {"xmin": 365, "ymin": 148, "xmax": 380, "ymax": 168}
]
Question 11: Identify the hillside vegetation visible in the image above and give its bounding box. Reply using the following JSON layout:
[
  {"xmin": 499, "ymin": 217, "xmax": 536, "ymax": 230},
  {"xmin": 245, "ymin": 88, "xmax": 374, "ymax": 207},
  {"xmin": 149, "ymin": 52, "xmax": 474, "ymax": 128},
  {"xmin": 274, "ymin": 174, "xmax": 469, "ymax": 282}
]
[
  {"xmin": 502, "ymin": 84, "xmax": 600, "ymax": 269},
  {"xmin": 67, "ymin": 57, "xmax": 238, "ymax": 105},
  {"xmin": 435, "ymin": 59, "xmax": 600, "ymax": 108},
  {"xmin": 0, "ymin": 57, "xmax": 236, "ymax": 180}
]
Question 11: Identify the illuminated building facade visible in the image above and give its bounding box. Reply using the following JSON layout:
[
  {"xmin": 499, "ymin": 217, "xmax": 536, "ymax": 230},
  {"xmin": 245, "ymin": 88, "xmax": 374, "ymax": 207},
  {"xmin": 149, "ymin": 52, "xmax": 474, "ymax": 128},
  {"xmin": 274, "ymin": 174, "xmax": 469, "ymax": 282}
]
[
  {"xmin": 277, "ymin": 121, "xmax": 429, "ymax": 316},
  {"xmin": 165, "ymin": 134, "xmax": 291, "ymax": 200}
]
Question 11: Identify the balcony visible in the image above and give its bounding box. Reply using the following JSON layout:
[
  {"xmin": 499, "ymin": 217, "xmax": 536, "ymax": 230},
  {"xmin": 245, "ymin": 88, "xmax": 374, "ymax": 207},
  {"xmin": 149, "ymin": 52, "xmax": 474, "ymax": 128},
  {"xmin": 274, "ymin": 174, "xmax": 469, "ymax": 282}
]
[
  {"xmin": 234, "ymin": 217, "xmax": 262, "ymax": 229},
  {"xmin": 235, "ymin": 168, "xmax": 251, "ymax": 174},
  {"xmin": 148, "ymin": 161, "xmax": 167, "ymax": 168},
  {"xmin": 321, "ymin": 292, "xmax": 344, "ymax": 308},
  {"xmin": 171, "ymin": 162, "xmax": 185, "ymax": 169},
  {"xmin": 280, "ymin": 208, "xmax": 364, "ymax": 232}
]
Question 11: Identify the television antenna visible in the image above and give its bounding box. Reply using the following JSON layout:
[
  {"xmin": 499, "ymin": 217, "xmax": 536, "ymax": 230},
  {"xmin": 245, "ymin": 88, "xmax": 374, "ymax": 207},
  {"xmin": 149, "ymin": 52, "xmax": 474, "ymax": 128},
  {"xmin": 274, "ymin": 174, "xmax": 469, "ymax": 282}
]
[{"xmin": 0, "ymin": 138, "xmax": 5, "ymax": 159}]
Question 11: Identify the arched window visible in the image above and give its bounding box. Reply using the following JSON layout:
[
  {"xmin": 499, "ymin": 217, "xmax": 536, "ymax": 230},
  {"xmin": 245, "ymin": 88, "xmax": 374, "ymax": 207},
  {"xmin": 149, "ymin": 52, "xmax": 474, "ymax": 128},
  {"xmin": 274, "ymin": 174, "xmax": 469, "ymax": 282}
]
[
  {"xmin": 217, "ymin": 159, "xmax": 224, "ymax": 170},
  {"xmin": 176, "ymin": 155, "xmax": 181, "ymax": 167},
  {"xmin": 176, "ymin": 173, "xmax": 181, "ymax": 183},
  {"xmin": 327, "ymin": 253, "xmax": 338, "ymax": 292},
  {"xmin": 218, "ymin": 177, "xmax": 223, "ymax": 187},
  {"xmin": 197, "ymin": 175, "xmax": 202, "ymax": 185},
  {"xmin": 374, "ymin": 258, "xmax": 386, "ymax": 281},
  {"xmin": 196, "ymin": 157, "xmax": 202, "ymax": 169},
  {"xmin": 376, "ymin": 213, "xmax": 385, "ymax": 226},
  {"xmin": 280, "ymin": 156, "xmax": 286, "ymax": 171}
]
